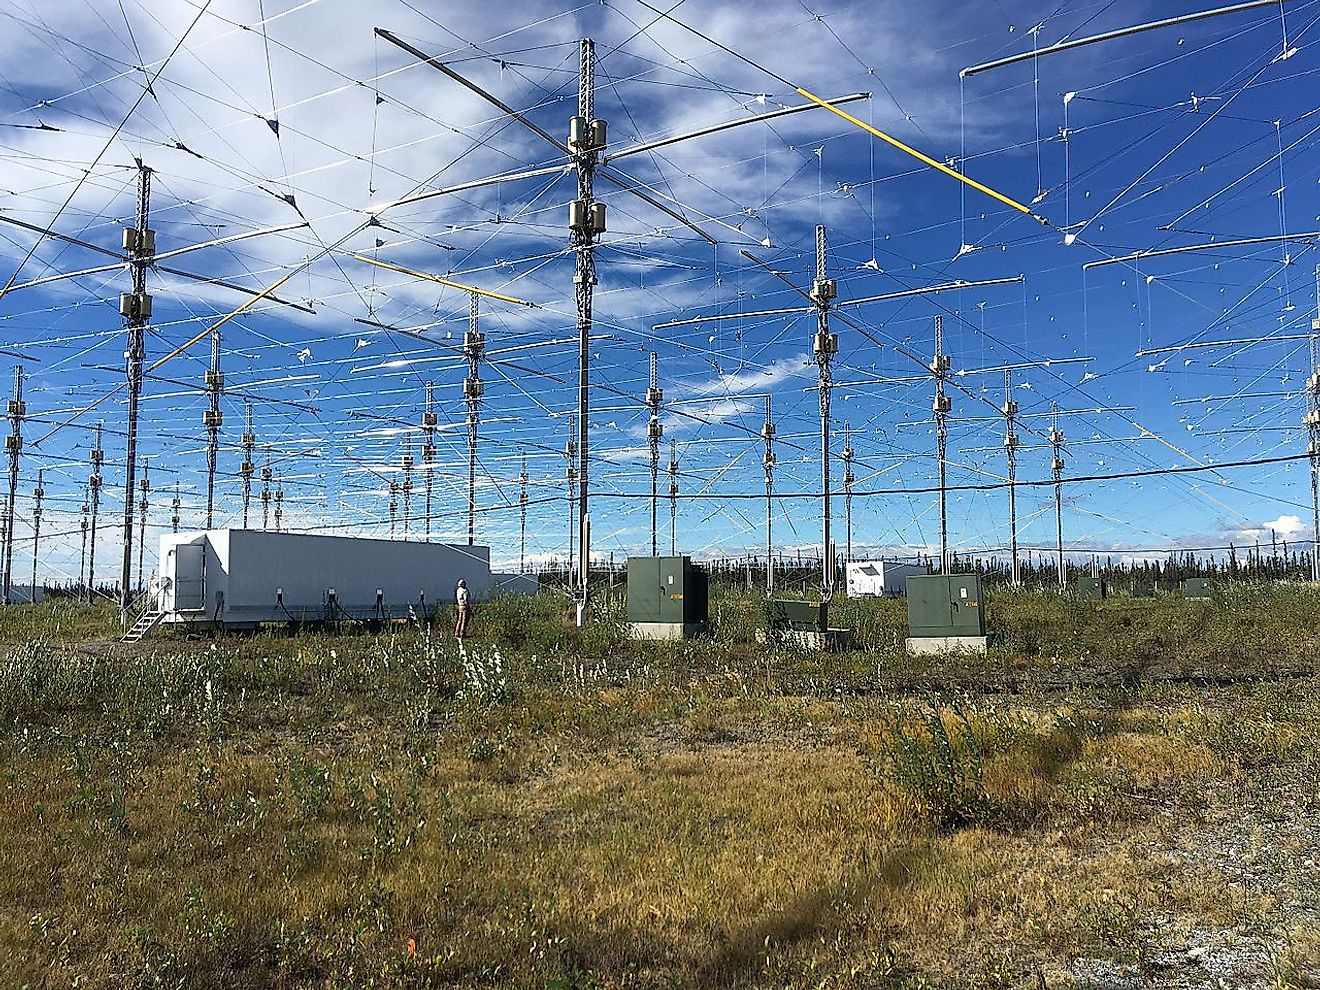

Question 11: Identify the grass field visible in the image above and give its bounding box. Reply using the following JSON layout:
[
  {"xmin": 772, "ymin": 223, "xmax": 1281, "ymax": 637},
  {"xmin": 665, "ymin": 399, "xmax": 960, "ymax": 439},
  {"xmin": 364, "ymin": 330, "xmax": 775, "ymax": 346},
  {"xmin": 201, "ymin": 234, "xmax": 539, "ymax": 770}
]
[{"xmin": 1, "ymin": 585, "xmax": 1318, "ymax": 988}]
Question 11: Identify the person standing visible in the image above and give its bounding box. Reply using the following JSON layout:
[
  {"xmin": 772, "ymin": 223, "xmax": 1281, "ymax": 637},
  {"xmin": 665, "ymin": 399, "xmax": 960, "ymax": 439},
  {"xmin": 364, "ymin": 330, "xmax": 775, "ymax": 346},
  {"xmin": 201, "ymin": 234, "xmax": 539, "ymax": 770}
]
[{"xmin": 454, "ymin": 578, "xmax": 470, "ymax": 639}]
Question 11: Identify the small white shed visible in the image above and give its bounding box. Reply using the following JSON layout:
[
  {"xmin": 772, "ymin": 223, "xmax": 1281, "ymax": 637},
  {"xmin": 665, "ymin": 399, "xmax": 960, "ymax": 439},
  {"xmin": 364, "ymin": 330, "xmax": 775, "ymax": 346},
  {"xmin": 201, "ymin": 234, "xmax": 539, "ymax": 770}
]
[{"xmin": 845, "ymin": 560, "xmax": 928, "ymax": 598}]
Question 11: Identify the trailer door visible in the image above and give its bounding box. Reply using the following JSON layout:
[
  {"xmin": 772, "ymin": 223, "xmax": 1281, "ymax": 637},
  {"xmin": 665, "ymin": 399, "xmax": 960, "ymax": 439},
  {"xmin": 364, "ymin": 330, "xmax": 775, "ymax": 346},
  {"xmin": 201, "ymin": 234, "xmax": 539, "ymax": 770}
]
[{"xmin": 174, "ymin": 541, "xmax": 205, "ymax": 610}]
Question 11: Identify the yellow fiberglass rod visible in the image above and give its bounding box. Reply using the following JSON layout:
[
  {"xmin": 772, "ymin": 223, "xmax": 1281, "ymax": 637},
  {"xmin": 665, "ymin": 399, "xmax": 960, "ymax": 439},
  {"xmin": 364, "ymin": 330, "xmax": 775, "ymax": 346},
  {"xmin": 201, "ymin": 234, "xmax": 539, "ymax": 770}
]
[
  {"xmin": 794, "ymin": 87, "xmax": 1042, "ymax": 222},
  {"xmin": 355, "ymin": 255, "xmax": 537, "ymax": 308}
]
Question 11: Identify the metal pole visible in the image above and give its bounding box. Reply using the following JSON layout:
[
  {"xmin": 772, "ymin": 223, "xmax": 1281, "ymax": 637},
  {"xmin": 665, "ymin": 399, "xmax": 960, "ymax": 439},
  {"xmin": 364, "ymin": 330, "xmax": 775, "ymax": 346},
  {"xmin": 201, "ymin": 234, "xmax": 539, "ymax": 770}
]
[
  {"xmin": 88, "ymin": 423, "xmax": 103, "ymax": 602},
  {"xmin": 465, "ymin": 291, "xmax": 483, "ymax": 546},
  {"xmin": 29, "ymin": 469, "xmax": 42, "ymax": 600},
  {"xmin": 566, "ymin": 422, "xmax": 577, "ymax": 587},
  {"xmin": 647, "ymin": 351, "xmax": 663, "ymax": 557},
  {"xmin": 401, "ymin": 444, "xmax": 413, "ymax": 537},
  {"xmin": 240, "ymin": 402, "xmax": 255, "ymax": 529},
  {"xmin": 204, "ymin": 325, "xmax": 223, "ymax": 527},
  {"xmin": 388, "ymin": 477, "xmax": 398, "ymax": 537},
  {"xmin": 1308, "ymin": 277, "xmax": 1320, "ymax": 581},
  {"xmin": 274, "ymin": 484, "xmax": 283, "ymax": 533},
  {"xmin": 518, "ymin": 455, "xmax": 529, "ymax": 573},
  {"xmin": 668, "ymin": 441, "xmax": 678, "ymax": 555},
  {"xmin": 1050, "ymin": 403, "xmax": 1066, "ymax": 590},
  {"xmin": 260, "ymin": 451, "xmax": 272, "ymax": 531},
  {"xmin": 120, "ymin": 161, "xmax": 152, "ymax": 623},
  {"xmin": 3, "ymin": 366, "xmax": 24, "ymax": 604},
  {"xmin": 811, "ymin": 224, "xmax": 838, "ymax": 600},
  {"xmin": 78, "ymin": 484, "xmax": 89, "ymax": 598},
  {"xmin": 136, "ymin": 461, "xmax": 149, "ymax": 594},
  {"xmin": 1003, "ymin": 369, "xmax": 1020, "ymax": 586},
  {"xmin": 422, "ymin": 381, "xmax": 436, "ymax": 540},
  {"xmin": 842, "ymin": 421, "xmax": 855, "ymax": 564},
  {"xmin": 763, "ymin": 395, "xmax": 775, "ymax": 595},
  {"xmin": 571, "ymin": 38, "xmax": 602, "ymax": 626},
  {"xmin": 171, "ymin": 483, "xmax": 181, "ymax": 534},
  {"xmin": 933, "ymin": 315, "xmax": 951, "ymax": 574}
]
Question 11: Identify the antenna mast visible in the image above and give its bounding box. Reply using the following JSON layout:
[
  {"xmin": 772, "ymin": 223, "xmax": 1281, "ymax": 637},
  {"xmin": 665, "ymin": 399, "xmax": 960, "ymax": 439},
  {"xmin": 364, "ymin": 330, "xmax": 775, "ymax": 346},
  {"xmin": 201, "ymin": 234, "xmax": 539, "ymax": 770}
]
[
  {"xmin": 763, "ymin": 396, "xmax": 776, "ymax": 594},
  {"xmin": 1050, "ymin": 403, "xmax": 1066, "ymax": 590},
  {"xmin": 667, "ymin": 440, "xmax": 678, "ymax": 555},
  {"xmin": 204, "ymin": 325, "xmax": 223, "ymax": 526},
  {"xmin": 119, "ymin": 160, "xmax": 152, "ymax": 622},
  {"xmin": 78, "ymin": 484, "xmax": 89, "ymax": 599},
  {"xmin": 1003, "ymin": 369, "xmax": 1021, "ymax": 586},
  {"xmin": 810, "ymin": 224, "xmax": 839, "ymax": 600},
  {"xmin": 29, "ymin": 468, "xmax": 43, "ymax": 601},
  {"xmin": 464, "ymin": 292, "xmax": 484, "ymax": 546},
  {"xmin": 645, "ymin": 351, "xmax": 664, "ymax": 556},
  {"xmin": 422, "ymin": 381, "xmax": 437, "ymax": 539},
  {"xmin": 401, "ymin": 444, "xmax": 413, "ymax": 537},
  {"xmin": 932, "ymin": 315, "xmax": 951, "ymax": 574},
  {"xmin": 518, "ymin": 455, "xmax": 529, "ymax": 573},
  {"xmin": 171, "ymin": 484, "xmax": 181, "ymax": 533},
  {"xmin": 136, "ymin": 461, "xmax": 149, "ymax": 594},
  {"xmin": 842, "ymin": 421, "xmax": 855, "ymax": 564},
  {"xmin": 2, "ymin": 366, "xmax": 23, "ymax": 603},
  {"xmin": 240, "ymin": 402, "xmax": 255, "ymax": 528},
  {"xmin": 260, "ymin": 451, "xmax": 272, "ymax": 530},
  {"xmin": 566, "ymin": 420, "xmax": 578, "ymax": 587},
  {"xmin": 1308, "ymin": 265, "xmax": 1320, "ymax": 582},
  {"xmin": 570, "ymin": 38, "xmax": 605, "ymax": 625},
  {"xmin": 87, "ymin": 423, "xmax": 103, "ymax": 602}
]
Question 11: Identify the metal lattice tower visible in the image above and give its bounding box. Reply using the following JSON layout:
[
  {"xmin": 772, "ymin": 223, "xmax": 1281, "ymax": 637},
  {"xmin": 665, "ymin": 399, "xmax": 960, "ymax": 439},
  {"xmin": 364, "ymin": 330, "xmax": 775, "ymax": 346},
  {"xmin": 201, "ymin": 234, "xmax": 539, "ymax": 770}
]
[
  {"xmin": 2, "ymin": 366, "xmax": 25, "ymax": 604},
  {"xmin": 518, "ymin": 455, "xmax": 529, "ymax": 573},
  {"xmin": 274, "ymin": 484, "xmax": 283, "ymax": 533},
  {"xmin": 204, "ymin": 324, "xmax": 224, "ymax": 527},
  {"xmin": 260, "ymin": 451, "xmax": 272, "ymax": 531},
  {"xmin": 646, "ymin": 351, "xmax": 663, "ymax": 557},
  {"xmin": 422, "ymin": 382, "xmax": 437, "ymax": 540},
  {"xmin": 401, "ymin": 444, "xmax": 414, "ymax": 537},
  {"xmin": 1049, "ymin": 403, "xmax": 1066, "ymax": 590},
  {"xmin": 136, "ymin": 461, "xmax": 149, "ymax": 594},
  {"xmin": 1308, "ymin": 265, "xmax": 1320, "ymax": 582},
  {"xmin": 87, "ymin": 422, "xmax": 104, "ymax": 602},
  {"xmin": 762, "ymin": 396, "xmax": 776, "ymax": 595},
  {"xmin": 667, "ymin": 441, "xmax": 678, "ymax": 555},
  {"xmin": 78, "ymin": 483, "xmax": 89, "ymax": 599},
  {"xmin": 569, "ymin": 38, "xmax": 604, "ymax": 625},
  {"xmin": 29, "ymin": 468, "xmax": 43, "ymax": 600},
  {"xmin": 119, "ymin": 161, "xmax": 153, "ymax": 622},
  {"xmin": 240, "ymin": 402, "xmax": 256, "ymax": 529},
  {"xmin": 932, "ymin": 315, "xmax": 952, "ymax": 574},
  {"xmin": 1003, "ymin": 370, "xmax": 1021, "ymax": 586},
  {"xmin": 810, "ymin": 225, "xmax": 839, "ymax": 600},
  {"xmin": 842, "ymin": 421, "xmax": 855, "ymax": 564},
  {"xmin": 171, "ymin": 484, "xmax": 181, "ymax": 534},
  {"xmin": 565, "ymin": 421, "xmax": 578, "ymax": 585},
  {"xmin": 464, "ymin": 292, "xmax": 484, "ymax": 546}
]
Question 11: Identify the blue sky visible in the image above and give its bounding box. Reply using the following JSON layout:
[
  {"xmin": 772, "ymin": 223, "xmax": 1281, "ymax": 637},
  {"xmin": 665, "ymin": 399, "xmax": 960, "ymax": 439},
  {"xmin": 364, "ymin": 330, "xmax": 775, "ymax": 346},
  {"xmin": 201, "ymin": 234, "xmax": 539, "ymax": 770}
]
[{"xmin": 2, "ymin": 0, "xmax": 1320, "ymax": 582}]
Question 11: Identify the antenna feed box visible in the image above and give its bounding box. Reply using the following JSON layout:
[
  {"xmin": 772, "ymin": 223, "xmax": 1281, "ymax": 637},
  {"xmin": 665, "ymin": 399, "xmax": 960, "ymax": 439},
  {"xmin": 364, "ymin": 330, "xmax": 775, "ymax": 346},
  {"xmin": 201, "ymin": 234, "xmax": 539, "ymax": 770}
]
[{"xmin": 906, "ymin": 574, "xmax": 989, "ymax": 656}]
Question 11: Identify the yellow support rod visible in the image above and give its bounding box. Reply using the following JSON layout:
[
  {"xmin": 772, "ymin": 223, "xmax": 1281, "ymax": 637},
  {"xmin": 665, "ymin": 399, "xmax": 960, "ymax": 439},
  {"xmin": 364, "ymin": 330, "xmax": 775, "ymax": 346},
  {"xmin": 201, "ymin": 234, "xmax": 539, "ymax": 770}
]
[
  {"xmin": 355, "ymin": 255, "xmax": 536, "ymax": 308},
  {"xmin": 795, "ymin": 87, "xmax": 1047, "ymax": 225}
]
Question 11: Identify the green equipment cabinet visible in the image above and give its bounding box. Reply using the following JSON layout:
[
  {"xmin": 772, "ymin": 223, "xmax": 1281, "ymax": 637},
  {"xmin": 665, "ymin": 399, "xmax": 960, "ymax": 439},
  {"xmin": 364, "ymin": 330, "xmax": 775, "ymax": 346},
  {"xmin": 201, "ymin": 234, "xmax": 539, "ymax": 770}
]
[
  {"xmin": 1181, "ymin": 577, "xmax": 1211, "ymax": 599},
  {"xmin": 766, "ymin": 598, "xmax": 828, "ymax": 633},
  {"xmin": 905, "ymin": 574, "xmax": 988, "ymax": 655},
  {"xmin": 627, "ymin": 556, "xmax": 708, "ymax": 639},
  {"xmin": 1075, "ymin": 576, "xmax": 1107, "ymax": 600}
]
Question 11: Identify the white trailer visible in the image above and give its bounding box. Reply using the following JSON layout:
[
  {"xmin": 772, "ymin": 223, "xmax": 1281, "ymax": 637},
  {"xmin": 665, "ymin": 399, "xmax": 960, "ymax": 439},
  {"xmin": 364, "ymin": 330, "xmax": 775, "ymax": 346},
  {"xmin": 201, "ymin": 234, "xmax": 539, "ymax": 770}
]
[
  {"xmin": 156, "ymin": 529, "xmax": 490, "ymax": 627},
  {"xmin": 845, "ymin": 560, "xmax": 928, "ymax": 598}
]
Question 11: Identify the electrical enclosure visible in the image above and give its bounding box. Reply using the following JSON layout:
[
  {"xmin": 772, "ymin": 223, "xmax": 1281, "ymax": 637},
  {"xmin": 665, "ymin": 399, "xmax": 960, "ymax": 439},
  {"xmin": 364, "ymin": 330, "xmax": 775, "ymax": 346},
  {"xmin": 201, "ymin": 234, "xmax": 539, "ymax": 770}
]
[
  {"xmin": 626, "ymin": 556, "xmax": 708, "ymax": 637},
  {"xmin": 906, "ymin": 574, "xmax": 987, "ymax": 637},
  {"xmin": 1181, "ymin": 577, "xmax": 1211, "ymax": 599},
  {"xmin": 1075, "ymin": 576, "xmax": 1107, "ymax": 600}
]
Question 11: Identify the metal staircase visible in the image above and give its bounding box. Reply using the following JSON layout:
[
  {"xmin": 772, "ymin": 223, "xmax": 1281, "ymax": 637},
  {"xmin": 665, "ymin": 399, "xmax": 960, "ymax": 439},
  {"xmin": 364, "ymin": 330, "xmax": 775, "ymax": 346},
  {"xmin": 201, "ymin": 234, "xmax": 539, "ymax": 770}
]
[{"xmin": 121, "ymin": 607, "xmax": 164, "ymax": 644}]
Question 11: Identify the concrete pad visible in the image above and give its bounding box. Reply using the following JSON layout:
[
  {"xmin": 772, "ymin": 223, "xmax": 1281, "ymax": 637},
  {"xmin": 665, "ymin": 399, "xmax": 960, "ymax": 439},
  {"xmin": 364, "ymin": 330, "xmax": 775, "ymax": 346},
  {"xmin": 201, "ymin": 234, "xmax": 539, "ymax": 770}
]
[{"xmin": 905, "ymin": 634, "xmax": 989, "ymax": 657}]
